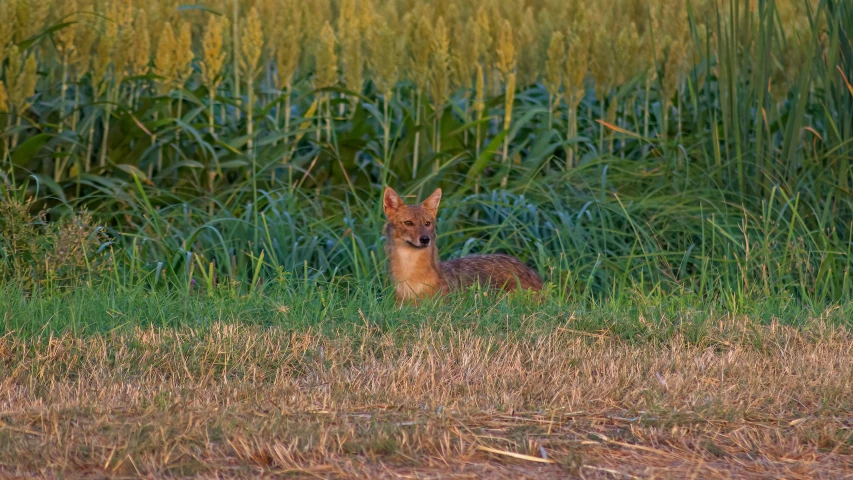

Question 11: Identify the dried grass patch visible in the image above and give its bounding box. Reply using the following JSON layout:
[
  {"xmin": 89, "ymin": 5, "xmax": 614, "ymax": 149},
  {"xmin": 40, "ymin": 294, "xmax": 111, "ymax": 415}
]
[{"xmin": 0, "ymin": 316, "xmax": 851, "ymax": 478}]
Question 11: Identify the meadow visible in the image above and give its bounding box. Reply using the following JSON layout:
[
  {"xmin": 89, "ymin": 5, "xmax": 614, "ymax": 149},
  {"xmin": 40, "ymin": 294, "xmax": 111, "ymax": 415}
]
[{"xmin": 1, "ymin": 0, "xmax": 853, "ymax": 477}]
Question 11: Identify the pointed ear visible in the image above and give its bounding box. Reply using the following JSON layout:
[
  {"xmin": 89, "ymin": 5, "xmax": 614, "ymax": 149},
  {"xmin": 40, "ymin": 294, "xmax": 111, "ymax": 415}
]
[
  {"xmin": 383, "ymin": 187, "xmax": 403, "ymax": 217},
  {"xmin": 421, "ymin": 188, "xmax": 442, "ymax": 216}
]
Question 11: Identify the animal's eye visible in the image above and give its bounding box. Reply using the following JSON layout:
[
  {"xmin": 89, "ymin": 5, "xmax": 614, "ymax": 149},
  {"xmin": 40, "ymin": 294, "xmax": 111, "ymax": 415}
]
[
  {"xmin": 404, "ymin": 221, "xmax": 414, "ymax": 226},
  {"xmin": 425, "ymin": 221, "xmax": 431, "ymax": 226}
]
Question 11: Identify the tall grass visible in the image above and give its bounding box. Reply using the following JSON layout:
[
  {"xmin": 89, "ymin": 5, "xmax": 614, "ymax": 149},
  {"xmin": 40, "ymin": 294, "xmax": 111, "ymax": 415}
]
[{"xmin": 0, "ymin": 0, "xmax": 851, "ymax": 307}]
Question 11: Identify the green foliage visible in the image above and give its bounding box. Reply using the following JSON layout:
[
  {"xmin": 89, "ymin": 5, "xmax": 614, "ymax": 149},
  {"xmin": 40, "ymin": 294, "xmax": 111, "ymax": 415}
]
[{"xmin": 0, "ymin": 0, "xmax": 851, "ymax": 308}]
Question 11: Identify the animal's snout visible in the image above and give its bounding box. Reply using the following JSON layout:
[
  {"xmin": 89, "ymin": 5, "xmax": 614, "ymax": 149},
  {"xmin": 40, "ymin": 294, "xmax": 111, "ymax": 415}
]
[{"xmin": 419, "ymin": 236, "xmax": 431, "ymax": 245}]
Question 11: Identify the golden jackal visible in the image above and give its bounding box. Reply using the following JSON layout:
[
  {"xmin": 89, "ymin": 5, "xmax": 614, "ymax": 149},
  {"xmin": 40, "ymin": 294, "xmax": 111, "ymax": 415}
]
[{"xmin": 383, "ymin": 187, "xmax": 543, "ymax": 304}]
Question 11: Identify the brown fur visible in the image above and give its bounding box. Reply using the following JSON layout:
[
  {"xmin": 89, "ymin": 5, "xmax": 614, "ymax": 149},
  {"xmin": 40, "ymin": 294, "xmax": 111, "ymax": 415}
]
[{"xmin": 383, "ymin": 187, "xmax": 543, "ymax": 304}]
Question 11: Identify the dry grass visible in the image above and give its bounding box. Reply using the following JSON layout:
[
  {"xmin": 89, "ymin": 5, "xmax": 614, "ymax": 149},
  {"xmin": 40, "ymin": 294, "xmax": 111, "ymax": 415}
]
[{"xmin": 1, "ymin": 313, "xmax": 852, "ymax": 478}]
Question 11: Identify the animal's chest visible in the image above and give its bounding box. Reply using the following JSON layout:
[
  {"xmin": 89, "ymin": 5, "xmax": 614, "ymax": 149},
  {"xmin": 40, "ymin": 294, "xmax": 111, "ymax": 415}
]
[
  {"xmin": 395, "ymin": 280, "xmax": 434, "ymax": 300},
  {"xmin": 390, "ymin": 249, "xmax": 443, "ymax": 299}
]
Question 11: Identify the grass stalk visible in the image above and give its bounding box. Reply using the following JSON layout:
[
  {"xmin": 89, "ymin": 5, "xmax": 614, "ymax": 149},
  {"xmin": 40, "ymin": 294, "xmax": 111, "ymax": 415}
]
[
  {"xmin": 643, "ymin": 76, "xmax": 652, "ymax": 155},
  {"xmin": 325, "ymin": 93, "xmax": 333, "ymax": 142},
  {"xmin": 412, "ymin": 89, "xmax": 421, "ymax": 179},
  {"xmin": 98, "ymin": 85, "xmax": 114, "ymax": 168},
  {"xmin": 500, "ymin": 73, "xmax": 515, "ymax": 188},
  {"xmin": 232, "ymin": 0, "xmax": 240, "ymax": 118},
  {"xmin": 566, "ymin": 98, "xmax": 578, "ymax": 169},
  {"xmin": 283, "ymin": 79, "xmax": 292, "ymax": 161},
  {"xmin": 208, "ymin": 85, "xmax": 216, "ymax": 136},
  {"xmin": 247, "ymin": 79, "xmax": 254, "ymax": 158},
  {"xmin": 382, "ymin": 90, "xmax": 391, "ymax": 162},
  {"xmin": 175, "ymin": 87, "xmax": 184, "ymax": 155},
  {"xmin": 548, "ymin": 93, "xmax": 554, "ymax": 131},
  {"xmin": 55, "ymin": 56, "xmax": 69, "ymax": 182}
]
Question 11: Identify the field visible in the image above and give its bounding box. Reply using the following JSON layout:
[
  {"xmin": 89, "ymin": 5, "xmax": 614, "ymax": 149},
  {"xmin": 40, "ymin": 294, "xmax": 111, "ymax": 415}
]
[
  {"xmin": 2, "ymin": 289, "xmax": 853, "ymax": 478},
  {"xmin": 1, "ymin": 0, "xmax": 853, "ymax": 477}
]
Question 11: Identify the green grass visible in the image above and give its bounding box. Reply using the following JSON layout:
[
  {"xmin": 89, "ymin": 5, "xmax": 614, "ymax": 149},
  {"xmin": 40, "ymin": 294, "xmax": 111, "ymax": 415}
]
[{"xmin": 3, "ymin": 281, "xmax": 851, "ymax": 339}]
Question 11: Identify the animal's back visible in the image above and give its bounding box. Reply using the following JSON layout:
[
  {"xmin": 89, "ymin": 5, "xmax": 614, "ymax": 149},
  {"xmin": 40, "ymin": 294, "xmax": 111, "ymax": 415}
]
[{"xmin": 440, "ymin": 254, "xmax": 543, "ymax": 292}]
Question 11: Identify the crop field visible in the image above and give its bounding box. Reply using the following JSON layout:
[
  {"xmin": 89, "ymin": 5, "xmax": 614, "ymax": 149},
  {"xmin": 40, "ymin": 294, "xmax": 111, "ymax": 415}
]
[{"xmin": 1, "ymin": 0, "xmax": 853, "ymax": 477}]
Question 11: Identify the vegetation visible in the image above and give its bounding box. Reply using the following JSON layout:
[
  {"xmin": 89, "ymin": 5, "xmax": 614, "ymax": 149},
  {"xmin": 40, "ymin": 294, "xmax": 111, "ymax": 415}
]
[
  {"xmin": 2, "ymin": 288, "xmax": 853, "ymax": 477},
  {"xmin": 2, "ymin": 0, "xmax": 853, "ymax": 476},
  {"xmin": 0, "ymin": 0, "xmax": 849, "ymax": 307}
]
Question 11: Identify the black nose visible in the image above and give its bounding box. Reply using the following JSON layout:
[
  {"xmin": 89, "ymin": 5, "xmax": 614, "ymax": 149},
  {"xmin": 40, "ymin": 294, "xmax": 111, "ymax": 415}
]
[{"xmin": 419, "ymin": 236, "xmax": 430, "ymax": 245}]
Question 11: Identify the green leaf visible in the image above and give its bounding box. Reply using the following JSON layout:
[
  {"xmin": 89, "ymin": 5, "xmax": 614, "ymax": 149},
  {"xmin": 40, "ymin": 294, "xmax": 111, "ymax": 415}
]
[
  {"xmin": 509, "ymin": 107, "xmax": 549, "ymax": 140},
  {"xmin": 177, "ymin": 5, "xmax": 223, "ymax": 15},
  {"xmin": 30, "ymin": 174, "xmax": 67, "ymax": 202},
  {"xmin": 219, "ymin": 160, "xmax": 250, "ymax": 169},
  {"xmin": 465, "ymin": 131, "xmax": 507, "ymax": 188},
  {"xmin": 17, "ymin": 22, "xmax": 76, "ymax": 50},
  {"xmin": 12, "ymin": 133, "xmax": 51, "ymax": 166},
  {"xmin": 115, "ymin": 164, "xmax": 151, "ymax": 183},
  {"xmin": 447, "ymin": 117, "xmax": 492, "ymax": 138}
]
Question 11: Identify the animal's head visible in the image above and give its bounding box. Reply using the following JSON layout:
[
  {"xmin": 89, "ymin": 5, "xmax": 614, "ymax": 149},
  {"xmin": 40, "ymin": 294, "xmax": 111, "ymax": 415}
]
[{"xmin": 382, "ymin": 187, "xmax": 441, "ymax": 250}]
